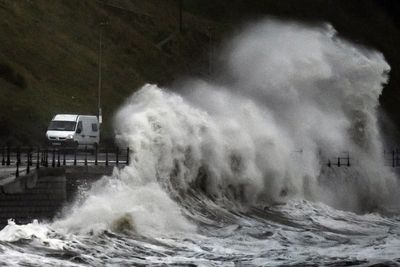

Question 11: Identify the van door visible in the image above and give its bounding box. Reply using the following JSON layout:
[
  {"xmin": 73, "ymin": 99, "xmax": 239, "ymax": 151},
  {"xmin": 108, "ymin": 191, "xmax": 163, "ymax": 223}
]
[
  {"xmin": 75, "ymin": 120, "xmax": 86, "ymax": 145},
  {"xmin": 81, "ymin": 118, "xmax": 92, "ymax": 146},
  {"xmin": 89, "ymin": 120, "xmax": 99, "ymax": 145}
]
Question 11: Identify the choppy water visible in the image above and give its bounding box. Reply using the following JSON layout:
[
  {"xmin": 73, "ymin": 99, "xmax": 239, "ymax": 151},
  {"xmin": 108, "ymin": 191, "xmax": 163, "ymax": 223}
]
[
  {"xmin": 1, "ymin": 19, "xmax": 400, "ymax": 266},
  {"xmin": 1, "ymin": 199, "xmax": 400, "ymax": 266}
]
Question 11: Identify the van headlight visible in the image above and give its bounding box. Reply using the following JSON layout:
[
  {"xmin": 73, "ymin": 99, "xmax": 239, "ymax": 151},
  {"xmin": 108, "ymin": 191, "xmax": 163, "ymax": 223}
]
[{"xmin": 67, "ymin": 134, "xmax": 74, "ymax": 139}]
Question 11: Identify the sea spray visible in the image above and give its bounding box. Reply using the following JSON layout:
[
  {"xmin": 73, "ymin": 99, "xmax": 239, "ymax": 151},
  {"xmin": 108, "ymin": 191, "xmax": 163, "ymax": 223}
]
[{"xmin": 113, "ymin": 19, "xmax": 398, "ymax": 213}]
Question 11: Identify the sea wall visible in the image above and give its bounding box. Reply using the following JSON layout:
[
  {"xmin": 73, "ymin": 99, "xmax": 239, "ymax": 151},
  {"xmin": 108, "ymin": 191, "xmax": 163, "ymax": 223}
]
[{"xmin": 0, "ymin": 166, "xmax": 114, "ymax": 228}]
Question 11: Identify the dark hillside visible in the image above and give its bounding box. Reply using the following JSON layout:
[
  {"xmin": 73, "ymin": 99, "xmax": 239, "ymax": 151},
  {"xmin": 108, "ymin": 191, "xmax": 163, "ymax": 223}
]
[
  {"xmin": 0, "ymin": 0, "xmax": 399, "ymax": 145},
  {"xmin": 0, "ymin": 0, "xmax": 219, "ymax": 144}
]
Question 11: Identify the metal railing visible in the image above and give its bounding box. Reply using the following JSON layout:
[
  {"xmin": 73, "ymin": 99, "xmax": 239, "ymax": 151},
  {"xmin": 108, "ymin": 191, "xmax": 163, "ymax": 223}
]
[{"xmin": 1, "ymin": 145, "xmax": 130, "ymax": 178}]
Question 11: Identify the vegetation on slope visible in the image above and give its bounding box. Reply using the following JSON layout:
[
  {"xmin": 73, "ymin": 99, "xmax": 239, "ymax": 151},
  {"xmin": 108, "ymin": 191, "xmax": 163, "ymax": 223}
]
[
  {"xmin": 0, "ymin": 0, "xmax": 221, "ymax": 145},
  {"xmin": 0, "ymin": 0, "xmax": 399, "ymax": 145}
]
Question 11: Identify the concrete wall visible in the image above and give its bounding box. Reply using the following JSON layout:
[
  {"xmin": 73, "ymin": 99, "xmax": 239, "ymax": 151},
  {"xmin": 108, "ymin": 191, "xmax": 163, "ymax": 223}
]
[
  {"xmin": 0, "ymin": 168, "xmax": 66, "ymax": 227},
  {"xmin": 0, "ymin": 166, "xmax": 114, "ymax": 228}
]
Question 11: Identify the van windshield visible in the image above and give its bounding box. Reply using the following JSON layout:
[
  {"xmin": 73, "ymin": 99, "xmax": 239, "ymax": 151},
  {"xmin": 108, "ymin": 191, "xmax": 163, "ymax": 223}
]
[{"xmin": 48, "ymin": 121, "xmax": 76, "ymax": 131}]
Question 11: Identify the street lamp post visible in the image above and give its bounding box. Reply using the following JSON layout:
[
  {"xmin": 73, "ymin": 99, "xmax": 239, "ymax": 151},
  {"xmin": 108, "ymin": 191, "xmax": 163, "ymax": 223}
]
[
  {"xmin": 98, "ymin": 24, "xmax": 102, "ymax": 124},
  {"xmin": 98, "ymin": 21, "xmax": 108, "ymax": 125}
]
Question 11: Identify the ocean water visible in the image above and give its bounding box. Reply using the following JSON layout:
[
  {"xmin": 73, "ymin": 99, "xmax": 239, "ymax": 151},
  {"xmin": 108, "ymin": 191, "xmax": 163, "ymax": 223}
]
[{"xmin": 0, "ymin": 19, "xmax": 399, "ymax": 266}]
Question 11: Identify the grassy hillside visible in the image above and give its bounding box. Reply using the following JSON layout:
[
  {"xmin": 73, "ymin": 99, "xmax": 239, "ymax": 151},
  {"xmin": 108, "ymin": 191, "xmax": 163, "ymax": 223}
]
[
  {"xmin": 0, "ymin": 0, "xmax": 221, "ymax": 145},
  {"xmin": 1, "ymin": 0, "xmax": 400, "ymax": 145}
]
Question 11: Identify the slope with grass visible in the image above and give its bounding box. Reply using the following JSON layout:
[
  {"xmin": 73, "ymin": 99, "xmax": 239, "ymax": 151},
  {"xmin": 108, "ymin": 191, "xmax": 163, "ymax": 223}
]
[{"xmin": 1, "ymin": 0, "xmax": 399, "ymax": 145}]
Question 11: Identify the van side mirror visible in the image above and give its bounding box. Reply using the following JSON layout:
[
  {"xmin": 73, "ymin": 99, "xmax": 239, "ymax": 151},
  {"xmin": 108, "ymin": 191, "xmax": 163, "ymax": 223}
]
[{"xmin": 76, "ymin": 127, "xmax": 82, "ymax": 134}]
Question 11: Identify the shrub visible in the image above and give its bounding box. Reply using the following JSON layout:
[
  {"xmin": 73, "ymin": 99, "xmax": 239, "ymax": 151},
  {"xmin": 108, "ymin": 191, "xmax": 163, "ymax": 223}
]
[{"xmin": 0, "ymin": 62, "xmax": 27, "ymax": 88}]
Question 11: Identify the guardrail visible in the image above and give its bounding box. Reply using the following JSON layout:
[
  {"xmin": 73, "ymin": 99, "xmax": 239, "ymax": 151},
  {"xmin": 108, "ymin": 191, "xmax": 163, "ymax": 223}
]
[
  {"xmin": 3, "ymin": 147, "xmax": 400, "ymax": 179},
  {"xmin": 1, "ymin": 146, "xmax": 130, "ymax": 178}
]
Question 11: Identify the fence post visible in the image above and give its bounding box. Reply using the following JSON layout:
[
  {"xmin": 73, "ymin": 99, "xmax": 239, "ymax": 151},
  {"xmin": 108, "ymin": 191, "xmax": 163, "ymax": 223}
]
[
  {"xmin": 45, "ymin": 148, "xmax": 49, "ymax": 167},
  {"xmin": 26, "ymin": 148, "xmax": 30, "ymax": 174},
  {"xmin": 57, "ymin": 149, "xmax": 60, "ymax": 167},
  {"xmin": 105, "ymin": 148, "xmax": 108, "ymax": 166},
  {"xmin": 29, "ymin": 148, "xmax": 33, "ymax": 166},
  {"xmin": 337, "ymin": 157, "xmax": 340, "ymax": 167},
  {"xmin": 1, "ymin": 146, "xmax": 5, "ymax": 166},
  {"xmin": 95, "ymin": 144, "xmax": 98, "ymax": 165},
  {"xmin": 63, "ymin": 149, "xmax": 66, "ymax": 166},
  {"xmin": 126, "ymin": 147, "xmax": 130, "ymax": 165},
  {"xmin": 116, "ymin": 147, "xmax": 119, "ymax": 166},
  {"xmin": 27, "ymin": 148, "xmax": 31, "ymax": 166},
  {"xmin": 52, "ymin": 148, "xmax": 55, "ymax": 168},
  {"xmin": 6, "ymin": 146, "xmax": 10, "ymax": 166},
  {"xmin": 16, "ymin": 160, "xmax": 19, "ymax": 178},
  {"xmin": 74, "ymin": 148, "xmax": 77, "ymax": 166},
  {"xmin": 36, "ymin": 147, "xmax": 40, "ymax": 169},
  {"xmin": 26, "ymin": 155, "xmax": 30, "ymax": 174},
  {"xmin": 84, "ymin": 146, "xmax": 88, "ymax": 166},
  {"xmin": 41, "ymin": 149, "xmax": 45, "ymax": 166},
  {"xmin": 17, "ymin": 147, "xmax": 21, "ymax": 165}
]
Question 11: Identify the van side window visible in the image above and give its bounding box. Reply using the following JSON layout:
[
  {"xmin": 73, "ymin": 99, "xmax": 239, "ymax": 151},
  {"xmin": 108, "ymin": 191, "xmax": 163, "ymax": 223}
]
[
  {"xmin": 76, "ymin": 121, "xmax": 83, "ymax": 133},
  {"xmin": 92, "ymin": 123, "xmax": 98, "ymax": 132}
]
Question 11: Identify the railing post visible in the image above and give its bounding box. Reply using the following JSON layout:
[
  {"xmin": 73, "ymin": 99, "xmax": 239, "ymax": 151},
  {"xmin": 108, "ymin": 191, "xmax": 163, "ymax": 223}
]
[
  {"xmin": 74, "ymin": 147, "xmax": 77, "ymax": 166},
  {"xmin": 17, "ymin": 147, "xmax": 20, "ymax": 165},
  {"xmin": 26, "ymin": 154, "xmax": 30, "ymax": 174},
  {"xmin": 63, "ymin": 149, "xmax": 66, "ymax": 166},
  {"xmin": 42, "ymin": 149, "xmax": 45, "ymax": 166},
  {"xmin": 337, "ymin": 157, "xmax": 340, "ymax": 167},
  {"xmin": 84, "ymin": 146, "xmax": 88, "ymax": 166},
  {"xmin": 95, "ymin": 143, "xmax": 98, "ymax": 165},
  {"xmin": 116, "ymin": 147, "xmax": 119, "ymax": 166},
  {"xmin": 45, "ymin": 148, "xmax": 49, "ymax": 167},
  {"xmin": 36, "ymin": 147, "xmax": 40, "ymax": 169},
  {"xmin": 126, "ymin": 147, "xmax": 130, "ymax": 165},
  {"xmin": 52, "ymin": 148, "xmax": 55, "ymax": 168},
  {"xmin": 105, "ymin": 148, "xmax": 108, "ymax": 166},
  {"xmin": 26, "ymin": 148, "xmax": 30, "ymax": 174},
  {"xmin": 27, "ymin": 148, "xmax": 31, "ymax": 166},
  {"xmin": 57, "ymin": 149, "xmax": 60, "ymax": 167},
  {"xmin": 1, "ymin": 146, "xmax": 5, "ymax": 165},
  {"xmin": 16, "ymin": 160, "xmax": 19, "ymax": 178},
  {"xmin": 6, "ymin": 146, "xmax": 10, "ymax": 166},
  {"xmin": 29, "ymin": 148, "xmax": 32, "ymax": 166}
]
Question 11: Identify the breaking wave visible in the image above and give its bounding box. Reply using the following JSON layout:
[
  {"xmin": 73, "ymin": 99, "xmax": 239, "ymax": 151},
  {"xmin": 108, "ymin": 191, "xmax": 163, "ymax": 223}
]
[{"xmin": 111, "ymin": 19, "xmax": 398, "ymax": 216}]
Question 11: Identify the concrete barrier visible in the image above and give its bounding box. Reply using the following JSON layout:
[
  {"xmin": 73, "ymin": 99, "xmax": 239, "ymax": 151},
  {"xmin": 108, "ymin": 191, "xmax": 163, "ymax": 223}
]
[{"xmin": 0, "ymin": 166, "xmax": 115, "ymax": 228}]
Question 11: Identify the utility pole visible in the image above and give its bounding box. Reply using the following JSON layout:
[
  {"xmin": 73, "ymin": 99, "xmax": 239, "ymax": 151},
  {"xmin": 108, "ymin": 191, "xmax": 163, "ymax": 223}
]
[
  {"xmin": 98, "ymin": 21, "xmax": 108, "ymax": 125},
  {"xmin": 98, "ymin": 24, "xmax": 102, "ymax": 124}
]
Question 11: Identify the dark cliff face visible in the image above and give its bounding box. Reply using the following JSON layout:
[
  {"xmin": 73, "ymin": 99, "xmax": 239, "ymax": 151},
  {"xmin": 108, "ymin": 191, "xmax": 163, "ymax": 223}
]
[{"xmin": 0, "ymin": 0, "xmax": 399, "ymax": 144}]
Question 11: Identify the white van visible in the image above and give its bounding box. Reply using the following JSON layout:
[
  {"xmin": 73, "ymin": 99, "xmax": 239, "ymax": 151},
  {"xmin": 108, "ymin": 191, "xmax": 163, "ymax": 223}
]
[{"xmin": 46, "ymin": 114, "xmax": 100, "ymax": 148}]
